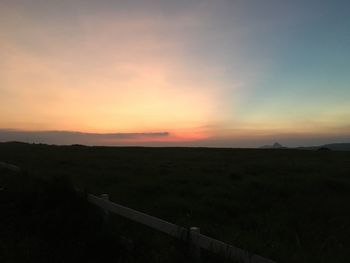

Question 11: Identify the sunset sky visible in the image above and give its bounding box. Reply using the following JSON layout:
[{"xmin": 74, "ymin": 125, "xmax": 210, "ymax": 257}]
[{"xmin": 1, "ymin": 0, "xmax": 349, "ymax": 147}]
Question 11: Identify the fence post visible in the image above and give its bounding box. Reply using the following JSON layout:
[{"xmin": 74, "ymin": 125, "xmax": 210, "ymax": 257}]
[
  {"xmin": 190, "ymin": 227, "xmax": 201, "ymax": 262},
  {"xmin": 101, "ymin": 194, "xmax": 110, "ymax": 222}
]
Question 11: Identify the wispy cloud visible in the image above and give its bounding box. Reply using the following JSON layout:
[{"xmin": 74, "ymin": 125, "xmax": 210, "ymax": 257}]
[{"xmin": 0, "ymin": 129, "xmax": 169, "ymax": 145}]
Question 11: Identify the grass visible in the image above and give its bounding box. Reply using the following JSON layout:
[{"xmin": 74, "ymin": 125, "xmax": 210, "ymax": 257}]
[{"xmin": 1, "ymin": 142, "xmax": 350, "ymax": 262}]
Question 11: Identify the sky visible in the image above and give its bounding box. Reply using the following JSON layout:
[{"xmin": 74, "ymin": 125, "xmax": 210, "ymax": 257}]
[{"xmin": 0, "ymin": 0, "xmax": 349, "ymax": 147}]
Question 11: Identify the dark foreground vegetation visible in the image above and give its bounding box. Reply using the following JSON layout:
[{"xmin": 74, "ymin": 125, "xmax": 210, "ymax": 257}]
[
  {"xmin": 0, "ymin": 169, "xmax": 127, "ymax": 262},
  {"xmin": 1, "ymin": 142, "xmax": 350, "ymax": 262}
]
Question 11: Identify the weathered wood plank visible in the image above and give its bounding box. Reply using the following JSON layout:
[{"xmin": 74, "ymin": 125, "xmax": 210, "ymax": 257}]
[
  {"xmin": 88, "ymin": 194, "xmax": 188, "ymax": 239},
  {"xmin": 0, "ymin": 162, "xmax": 21, "ymax": 172},
  {"xmin": 191, "ymin": 232, "xmax": 276, "ymax": 263}
]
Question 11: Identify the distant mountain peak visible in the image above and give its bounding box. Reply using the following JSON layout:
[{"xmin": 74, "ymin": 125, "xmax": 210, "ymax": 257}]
[
  {"xmin": 272, "ymin": 142, "xmax": 283, "ymax": 148},
  {"xmin": 260, "ymin": 142, "xmax": 285, "ymax": 149}
]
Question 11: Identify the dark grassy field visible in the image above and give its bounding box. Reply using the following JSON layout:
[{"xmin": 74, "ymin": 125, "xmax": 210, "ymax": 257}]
[{"xmin": 1, "ymin": 142, "xmax": 350, "ymax": 262}]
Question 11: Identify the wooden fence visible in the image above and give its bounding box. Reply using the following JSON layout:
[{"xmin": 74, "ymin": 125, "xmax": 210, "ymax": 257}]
[
  {"xmin": 0, "ymin": 161, "xmax": 276, "ymax": 263},
  {"xmin": 88, "ymin": 194, "xmax": 276, "ymax": 263}
]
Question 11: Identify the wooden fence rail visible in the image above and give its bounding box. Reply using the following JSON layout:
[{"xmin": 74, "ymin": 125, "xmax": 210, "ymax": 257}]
[
  {"xmin": 0, "ymin": 161, "xmax": 21, "ymax": 172},
  {"xmin": 88, "ymin": 194, "xmax": 188, "ymax": 239},
  {"xmin": 88, "ymin": 194, "xmax": 276, "ymax": 263}
]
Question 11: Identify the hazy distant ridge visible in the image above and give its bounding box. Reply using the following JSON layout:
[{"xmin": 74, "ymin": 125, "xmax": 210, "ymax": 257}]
[
  {"xmin": 298, "ymin": 143, "xmax": 350, "ymax": 151},
  {"xmin": 259, "ymin": 142, "xmax": 350, "ymax": 151}
]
